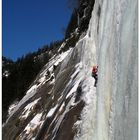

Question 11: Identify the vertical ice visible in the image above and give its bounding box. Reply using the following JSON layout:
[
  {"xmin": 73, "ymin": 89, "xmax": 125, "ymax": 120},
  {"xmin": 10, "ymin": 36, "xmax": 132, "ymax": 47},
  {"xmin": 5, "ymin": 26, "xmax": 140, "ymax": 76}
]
[{"xmin": 92, "ymin": 0, "xmax": 138, "ymax": 139}]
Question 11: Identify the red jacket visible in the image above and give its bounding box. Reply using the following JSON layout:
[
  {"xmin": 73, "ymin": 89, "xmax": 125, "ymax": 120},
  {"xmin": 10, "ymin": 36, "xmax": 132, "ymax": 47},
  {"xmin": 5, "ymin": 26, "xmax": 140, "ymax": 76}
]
[{"xmin": 92, "ymin": 66, "xmax": 98, "ymax": 74}]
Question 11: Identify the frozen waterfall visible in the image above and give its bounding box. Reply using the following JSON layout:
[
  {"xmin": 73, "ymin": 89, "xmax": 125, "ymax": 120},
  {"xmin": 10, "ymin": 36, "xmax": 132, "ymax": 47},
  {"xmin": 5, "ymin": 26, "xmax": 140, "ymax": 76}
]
[{"xmin": 75, "ymin": 0, "xmax": 138, "ymax": 139}]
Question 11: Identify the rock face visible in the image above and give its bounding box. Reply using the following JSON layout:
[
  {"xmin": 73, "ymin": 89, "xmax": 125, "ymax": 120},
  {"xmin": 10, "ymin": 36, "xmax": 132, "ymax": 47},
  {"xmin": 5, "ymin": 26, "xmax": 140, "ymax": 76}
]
[{"xmin": 3, "ymin": 0, "xmax": 138, "ymax": 140}]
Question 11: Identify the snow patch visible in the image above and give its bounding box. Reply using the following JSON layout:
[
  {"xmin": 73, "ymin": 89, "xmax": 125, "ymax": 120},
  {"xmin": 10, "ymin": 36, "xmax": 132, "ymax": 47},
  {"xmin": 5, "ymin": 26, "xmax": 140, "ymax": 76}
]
[
  {"xmin": 47, "ymin": 104, "xmax": 58, "ymax": 117},
  {"xmin": 58, "ymin": 42, "xmax": 66, "ymax": 53},
  {"xmin": 38, "ymin": 76, "xmax": 46, "ymax": 84},
  {"xmin": 20, "ymin": 98, "xmax": 41, "ymax": 119},
  {"xmin": 26, "ymin": 85, "xmax": 38, "ymax": 95},
  {"xmin": 24, "ymin": 113, "xmax": 43, "ymax": 134},
  {"xmin": 8, "ymin": 101, "xmax": 19, "ymax": 116},
  {"xmin": 66, "ymin": 78, "xmax": 81, "ymax": 99},
  {"xmin": 59, "ymin": 103, "xmax": 65, "ymax": 112}
]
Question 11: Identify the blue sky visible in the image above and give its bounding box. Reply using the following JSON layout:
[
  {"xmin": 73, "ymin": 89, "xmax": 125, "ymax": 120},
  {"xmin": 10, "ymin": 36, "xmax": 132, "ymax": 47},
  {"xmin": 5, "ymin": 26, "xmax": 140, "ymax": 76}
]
[{"xmin": 2, "ymin": 0, "xmax": 72, "ymax": 61}]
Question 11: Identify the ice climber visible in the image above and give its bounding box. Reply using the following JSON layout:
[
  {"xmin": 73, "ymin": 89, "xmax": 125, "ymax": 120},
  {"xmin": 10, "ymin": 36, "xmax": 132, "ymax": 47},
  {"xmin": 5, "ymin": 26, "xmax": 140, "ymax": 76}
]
[{"xmin": 92, "ymin": 66, "xmax": 98, "ymax": 87}]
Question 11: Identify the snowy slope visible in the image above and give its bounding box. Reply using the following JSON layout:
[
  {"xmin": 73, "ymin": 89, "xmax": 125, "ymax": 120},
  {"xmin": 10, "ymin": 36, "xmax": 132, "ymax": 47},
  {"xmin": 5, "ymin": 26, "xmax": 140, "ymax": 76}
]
[{"xmin": 3, "ymin": 48, "xmax": 77, "ymax": 140}]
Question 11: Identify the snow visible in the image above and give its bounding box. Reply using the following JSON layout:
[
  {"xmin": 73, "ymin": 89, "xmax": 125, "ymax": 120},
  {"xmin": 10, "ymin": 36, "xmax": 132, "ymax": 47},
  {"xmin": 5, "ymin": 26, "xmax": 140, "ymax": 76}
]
[
  {"xmin": 54, "ymin": 49, "xmax": 72, "ymax": 66},
  {"xmin": 8, "ymin": 101, "xmax": 19, "ymax": 116},
  {"xmin": 20, "ymin": 98, "xmax": 41, "ymax": 119},
  {"xmin": 48, "ymin": 66, "xmax": 53, "ymax": 73},
  {"xmin": 49, "ymin": 77, "xmax": 55, "ymax": 85},
  {"xmin": 6, "ymin": 85, "xmax": 40, "ymax": 120},
  {"xmin": 19, "ymin": 112, "xmax": 44, "ymax": 140},
  {"xmin": 38, "ymin": 76, "xmax": 46, "ymax": 84},
  {"xmin": 23, "ymin": 113, "xmax": 43, "ymax": 134},
  {"xmin": 66, "ymin": 78, "xmax": 82, "ymax": 99},
  {"xmin": 47, "ymin": 104, "xmax": 58, "ymax": 117},
  {"xmin": 36, "ymin": 48, "xmax": 72, "ymax": 86},
  {"xmin": 26, "ymin": 85, "xmax": 38, "ymax": 95},
  {"xmin": 58, "ymin": 42, "xmax": 66, "ymax": 53},
  {"xmin": 51, "ymin": 95, "xmax": 77, "ymax": 139},
  {"xmin": 59, "ymin": 102, "xmax": 65, "ymax": 112}
]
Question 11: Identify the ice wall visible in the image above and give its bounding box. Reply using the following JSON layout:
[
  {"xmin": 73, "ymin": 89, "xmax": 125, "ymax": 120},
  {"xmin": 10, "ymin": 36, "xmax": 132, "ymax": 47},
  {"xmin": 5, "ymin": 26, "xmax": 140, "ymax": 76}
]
[{"xmin": 91, "ymin": 0, "xmax": 138, "ymax": 139}]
